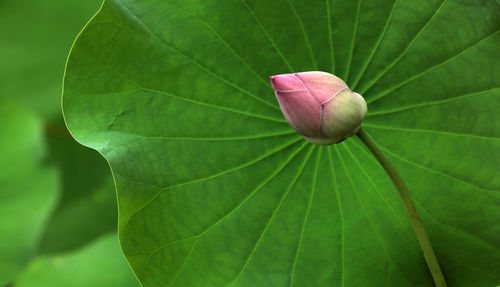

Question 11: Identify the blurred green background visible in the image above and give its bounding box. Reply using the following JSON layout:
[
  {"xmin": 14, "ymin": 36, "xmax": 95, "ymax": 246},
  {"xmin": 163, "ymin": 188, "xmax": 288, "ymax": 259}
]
[{"xmin": 0, "ymin": 0, "xmax": 139, "ymax": 285}]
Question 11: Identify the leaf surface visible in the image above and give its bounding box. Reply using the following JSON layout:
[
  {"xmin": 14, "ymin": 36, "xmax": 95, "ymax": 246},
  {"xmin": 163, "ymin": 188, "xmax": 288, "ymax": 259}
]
[{"xmin": 63, "ymin": 0, "xmax": 500, "ymax": 286}]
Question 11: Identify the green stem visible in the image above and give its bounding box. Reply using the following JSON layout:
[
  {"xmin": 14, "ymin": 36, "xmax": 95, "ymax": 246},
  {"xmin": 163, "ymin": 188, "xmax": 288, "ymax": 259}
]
[{"xmin": 356, "ymin": 127, "xmax": 447, "ymax": 287}]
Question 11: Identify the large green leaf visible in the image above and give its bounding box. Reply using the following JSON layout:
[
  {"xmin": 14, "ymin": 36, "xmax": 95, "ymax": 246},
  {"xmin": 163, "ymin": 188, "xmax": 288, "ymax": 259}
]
[{"xmin": 63, "ymin": 0, "xmax": 500, "ymax": 286}]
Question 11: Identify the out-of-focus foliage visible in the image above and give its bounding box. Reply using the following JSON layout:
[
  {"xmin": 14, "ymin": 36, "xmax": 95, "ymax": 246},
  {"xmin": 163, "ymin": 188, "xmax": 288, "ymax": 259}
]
[
  {"xmin": 0, "ymin": 0, "xmax": 139, "ymax": 286},
  {"xmin": 16, "ymin": 234, "xmax": 138, "ymax": 287},
  {"xmin": 0, "ymin": 100, "xmax": 59, "ymax": 285},
  {"xmin": 39, "ymin": 129, "xmax": 118, "ymax": 254},
  {"xmin": 0, "ymin": 0, "xmax": 104, "ymax": 118}
]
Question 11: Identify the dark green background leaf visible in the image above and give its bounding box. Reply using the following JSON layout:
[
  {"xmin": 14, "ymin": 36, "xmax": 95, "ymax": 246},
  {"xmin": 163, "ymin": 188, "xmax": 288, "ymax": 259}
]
[
  {"xmin": 63, "ymin": 0, "xmax": 500, "ymax": 286},
  {"xmin": 38, "ymin": 130, "xmax": 118, "ymax": 254}
]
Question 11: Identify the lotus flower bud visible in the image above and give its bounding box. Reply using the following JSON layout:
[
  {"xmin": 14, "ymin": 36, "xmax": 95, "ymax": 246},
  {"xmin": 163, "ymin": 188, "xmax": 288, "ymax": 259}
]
[{"xmin": 270, "ymin": 71, "xmax": 367, "ymax": 145}]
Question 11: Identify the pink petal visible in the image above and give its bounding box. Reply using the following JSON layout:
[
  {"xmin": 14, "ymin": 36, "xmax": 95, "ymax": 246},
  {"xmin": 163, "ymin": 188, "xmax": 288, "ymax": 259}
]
[
  {"xmin": 275, "ymin": 89, "xmax": 321, "ymax": 136},
  {"xmin": 294, "ymin": 71, "xmax": 348, "ymax": 104},
  {"xmin": 269, "ymin": 74, "xmax": 305, "ymax": 92}
]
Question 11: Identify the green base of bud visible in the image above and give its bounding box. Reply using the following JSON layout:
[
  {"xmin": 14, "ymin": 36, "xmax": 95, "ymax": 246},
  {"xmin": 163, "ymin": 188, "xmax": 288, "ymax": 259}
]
[
  {"xmin": 301, "ymin": 135, "xmax": 339, "ymax": 145},
  {"xmin": 301, "ymin": 125, "xmax": 361, "ymax": 146}
]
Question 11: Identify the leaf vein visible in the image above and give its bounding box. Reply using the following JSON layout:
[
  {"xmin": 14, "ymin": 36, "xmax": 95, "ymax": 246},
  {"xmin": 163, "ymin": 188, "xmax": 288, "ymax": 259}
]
[
  {"xmin": 344, "ymin": 0, "xmax": 362, "ymax": 81},
  {"xmin": 230, "ymin": 145, "xmax": 315, "ymax": 284},
  {"xmin": 363, "ymin": 123, "xmax": 500, "ymax": 141},
  {"xmin": 367, "ymin": 29, "xmax": 500, "ymax": 104},
  {"xmin": 327, "ymin": 148, "xmax": 345, "ymax": 287},
  {"xmin": 352, "ymin": 139, "xmax": 497, "ymax": 193},
  {"xmin": 351, "ymin": 0, "xmax": 399, "ymax": 90},
  {"xmin": 123, "ymin": 137, "xmax": 303, "ymax": 234},
  {"xmin": 185, "ymin": 8, "xmax": 271, "ymax": 88},
  {"xmin": 326, "ymin": 0, "xmax": 335, "ymax": 73},
  {"xmin": 92, "ymin": 18, "xmax": 278, "ymax": 109},
  {"xmin": 367, "ymin": 87, "xmax": 500, "ymax": 116},
  {"xmin": 83, "ymin": 54, "xmax": 287, "ymax": 123},
  {"xmin": 242, "ymin": 0, "xmax": 295, "ymax": 72},
  {"xmin": 358, "ymin": 0, "xmax": 449, "ymax": 94},
  {"xmin": 335, "ymin": 145, "xmax": 414, "ymax": 285},
  {"xmin": 290, "ymin": 146, "xmax": 322, "ymax": 286},
  {"xmin": 114, "ymin": 130, "xmax": 296, "ymax": 143},
  {"xmin": 344, "ymin": 143, "xmax": 410, "ymax": 233},
  {"xmin": 287, "ymin": 0, "xmax": 318, "ymax": 69},
  {"xmin": 156, "ymin": 142, "xmax": 309, "ymax": 286}
]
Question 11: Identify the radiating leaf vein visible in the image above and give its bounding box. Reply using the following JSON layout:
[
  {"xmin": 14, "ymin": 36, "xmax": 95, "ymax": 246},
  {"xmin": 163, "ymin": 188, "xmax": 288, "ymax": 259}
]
[
  {"xmin": 326, "ymin": 0, "xmax": 335, "ymax": 74},
  {"xmin": 286, "ymin": 0, "xmax": 318, "ymax": 70},
  {"xmin": 367, "ymin": 87, "xmax": 500, "ymax": 116},
  {"xmin": 367, "ymin": 30, "xmax": 500, "ymax": 104},
  {"xmin": 359, "ymin": 0, "xmax": 449, "ymax": 94},
  {"xmin": 352, "ymin": 139, "xmax": 497, "ymax": 193},
  {"xmin": 83, "ymin": 54, "xmax": 286, "ymax": 123},
  {"xmin": 230, "ymin": 145, "xmax": 315, "ymax": 284},
  {"xmin": 123, "ymin": 137, "xmax": 303, "ymax": 227},
  {"xmin": 344, "ymin": 0, "xmax": 361, "ymax": 81},
  {"xmin": 171, "ymin": 4, "xmax": 272, "ymax": 88},
  {"xmin": 351, "ymin": 0, "xmax": 399, "ymax": 90},
  {"xmin": 344, "ymin": 143, "xmax": 409, "ymax": 232},
  {"xmin": 166, "ymin": 143, "xmax": 311, "ymax": 286},
  {"xmin": 363, "ymin": 123, "xmax": 500, "ymax": 141},
  {"xmin": 327, "ymin": 148, "xmax": 345, "ymax": 287},
  {"xmin": 114, "ymin": 130, "xmax": 296, "ymax": 142},
  {"xmin": 242, "ymin": 0, "xmax": 295, "ymax": 72},
  {"xmin": 335, "ymin": 145, "xmax": 411, "ymax": 285},
  {"xmin": 290, "ymin": 146, "xmax": 321, "ymax": 286},
  {"xmin": 334, "ymin": 146, "xmax": 395, "ymax": 280},
  {"xmin": 92, "ymin": 19, "xmax": 278, "ymax": 109}
]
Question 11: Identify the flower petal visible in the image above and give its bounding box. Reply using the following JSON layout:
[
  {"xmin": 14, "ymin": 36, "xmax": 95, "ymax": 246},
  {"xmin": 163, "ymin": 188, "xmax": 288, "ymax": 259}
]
[
  {"xmin": 269, "ymin": 74, "xmax": 306, "ymax": 92},
  {"xmin": 275, "ymin": 89, "xmax": 321, "ymax": 136},
  {"xmin": 295, "ymin": 71, "xmax": 348, "ymax": 103}
]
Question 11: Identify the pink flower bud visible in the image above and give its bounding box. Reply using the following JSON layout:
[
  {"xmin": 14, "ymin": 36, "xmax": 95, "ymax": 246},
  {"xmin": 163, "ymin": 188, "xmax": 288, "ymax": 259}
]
[{"xmin": 270, "ymin": 71, "xmax": 367, "ymax": 145}]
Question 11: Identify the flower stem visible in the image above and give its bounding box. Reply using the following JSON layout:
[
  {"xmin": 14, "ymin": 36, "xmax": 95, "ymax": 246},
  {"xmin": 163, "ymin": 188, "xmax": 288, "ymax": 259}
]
[{"xmin": 356, "ymin": 127, "xmax": 447, "ymax": 287}]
